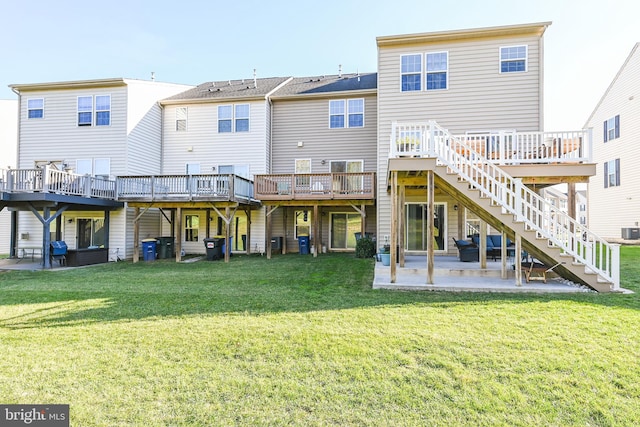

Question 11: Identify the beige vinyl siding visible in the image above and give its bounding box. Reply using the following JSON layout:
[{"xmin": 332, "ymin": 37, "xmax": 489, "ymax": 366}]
[
  {"xmin": 17, "ymin": 86, "xmax": 128, "ymax": 175},
  {"xmin": 377, "ymin": 34, "xmax": 544, "ymax": 241},
  {"xmin": 271, "ymin": 94, "xmax": 377, "ymax": 173},
  {"xmin": 0, "ymin": 99, "xmax": 18, "ymax": 254},
  {"xmin": 587, "ymin": 45, "xmax": 640, "ymax": 239},
  {"xmin": 162, "ymin": 100, "xmax": 269, "ymax": 176},
  {"xmin": 125, "ymin": 81, "xmax": 193, "ymax": 175},
  {"xmin": 268, "ymin": 206, "xmax": 376, "ymax": 253}
]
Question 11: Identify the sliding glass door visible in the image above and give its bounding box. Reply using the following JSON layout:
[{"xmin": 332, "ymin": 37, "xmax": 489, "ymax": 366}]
[{"xmin": 405, "ymin": 203, "xmax": 446, "ymax": 251}]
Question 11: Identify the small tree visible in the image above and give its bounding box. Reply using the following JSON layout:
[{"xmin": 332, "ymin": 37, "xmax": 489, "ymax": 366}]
[{"xmin": 355, "ymin": 236, "xmax": 376, "ymax": 258}]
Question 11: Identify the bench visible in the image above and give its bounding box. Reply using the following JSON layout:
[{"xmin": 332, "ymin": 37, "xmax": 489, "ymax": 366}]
[{"xmin": 521, "ymin": 261, "xmax": 547, "ymax": 283}]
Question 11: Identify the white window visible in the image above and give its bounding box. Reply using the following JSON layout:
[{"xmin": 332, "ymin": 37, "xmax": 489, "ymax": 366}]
[
  {"xmin": 78, "ymin": 96, "xmax": 93, "ymax": 126},
  {"xmin": 27, "ymin": 98, "xmax": 44, "ymax": 119},
  {"xmin": 330, "ymin": 160, "xmax": 363, "ymax": 173},
  {"xmin": 295, "ymin": 210, "xmax": 311, "ymax": 239},
  {"xmin": 218, "ymin": 104, "xmax": 249, "ymax": 133},
  {"xmin": 176, "ymin": 107, "xmax": 187, "ymax": 131},
  {"xmin": 500, "ymin": 45, "xmax": 527, "ymax": 73},
  {"xmin": 75, "ymin": 158, "xmax": 110, "ymax": 178},
  {"xmin": 401, "ymin": 54, "xmax": 422, "ymax": 91},
  {"xmin": 184, "ymin": 214, "xmax": 199, "ymax": 242},
  {"xmin": 604, "ymin": 115, "xmax": 620, "ymax": 142},
  {"xmin": 604, "ymin": 159, "xmax": 620, "ymax": 188},
  {"xmin": 426, "ymin": 52, "xmax": 448, "ymax": 90},
  {"xmin": 95, "ymin": 95, "xmax": 110, "ymax": 126},
  {"xmin": 329, "ymin": 99, "xmax": 364, "ymax": 128},
  {"xmin": 77, "ymin": 95, "xmax": 110, "ymax": 126},
  {"xmin": 186, "ymin": 163, "xmax": 200, "ymax": 175},
  {"xmin": 235, "ymin": 104, "xmax": 249, "ymax": 132},
  {"xmin": 295, "ymin": 159, "xmax": 311, "ymax": 187}
]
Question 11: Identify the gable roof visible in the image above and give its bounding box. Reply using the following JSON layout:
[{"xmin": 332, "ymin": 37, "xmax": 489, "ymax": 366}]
[
  {"xmin": 161, "ymin": 76, "xmax": 292, "ymax": 104},
  {"xmin": 584, "ymin": 43, "xmax": 640, "ymax": 127},
  {"xmin": 270, "ymin": 73, "xmax": 377, "ymax": 99}
]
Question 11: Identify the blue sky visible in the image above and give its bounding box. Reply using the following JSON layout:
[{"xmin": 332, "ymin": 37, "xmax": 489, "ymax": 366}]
[{"xmin": 1, "ymin": 0, "xmax": 638, "ymax": 130}]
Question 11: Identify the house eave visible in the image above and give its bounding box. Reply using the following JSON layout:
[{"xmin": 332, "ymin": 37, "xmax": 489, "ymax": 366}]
[
  {"xmin": 9, "ymin": 78, "xmax": 128, "ymax": 93},
  {"xmin": 376, "ymin": 21, "xmax": 552, "ymax": 47},
  {"xmin": 270, "ymin": 88, "xmax": 378, "ymax": 101}
]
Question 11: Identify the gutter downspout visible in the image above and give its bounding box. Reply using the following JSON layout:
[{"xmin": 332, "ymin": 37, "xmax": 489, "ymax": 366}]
[{"xmin": 158, "ymin": 101, "xmax": 164, "ymax": 174}]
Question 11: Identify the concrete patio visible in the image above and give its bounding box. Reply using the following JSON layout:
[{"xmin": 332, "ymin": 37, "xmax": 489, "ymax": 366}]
[{"xmin": 373, "ymin": 255, "xmax": 593, "ymax": 293}]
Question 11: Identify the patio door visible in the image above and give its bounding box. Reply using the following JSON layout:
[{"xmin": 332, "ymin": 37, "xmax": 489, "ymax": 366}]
[
  {"xmin": 405, "ymin": 203, "xmax": 446, "ymax": 251},
  {"xmin": 330, "ymin": 160, "xmax": 363, "ymax": 193},
  {"xmin": 330, "ymin": 213, "xmax": 361, "ymax": 249},
  {"xmin": 77, "ymin": 218, "xmax": 105, "ymax": 249}
]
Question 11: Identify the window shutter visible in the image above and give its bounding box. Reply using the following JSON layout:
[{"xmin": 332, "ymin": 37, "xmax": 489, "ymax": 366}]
[
  {"xmin": 615, "ymin": 115, "xmax": 620, "ymax": 139},
  {"xmin": 603, "ymin": 120, "xmax": 608, "ymax": 142},
  {"xmin": 615, "ymin": 158, "xmax": 621, "ymax": 186},
  {"xmin": 604, "ymin": 161, "xmax": 609, "ymax": 188}
]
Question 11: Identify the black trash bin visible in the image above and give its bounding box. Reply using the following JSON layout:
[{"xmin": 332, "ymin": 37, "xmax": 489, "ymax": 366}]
[
  {"xmin": 156, "ymin": 236, "xmax": 175, "ymax": 259},
  {"xmin": 204, "ymin": 237, "xmax": 223, "ymax": 261}
]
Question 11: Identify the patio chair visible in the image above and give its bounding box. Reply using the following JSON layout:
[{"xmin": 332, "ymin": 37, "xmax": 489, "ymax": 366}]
[{"xmin": 452, "ymin": 238, "xmax": 479, "ymax": 262}]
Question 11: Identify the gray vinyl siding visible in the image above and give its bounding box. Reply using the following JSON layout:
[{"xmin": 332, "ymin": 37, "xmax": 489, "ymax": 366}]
[
  {"xmin": 125, "ymin": 81, "xmax": 193, "ymax": 175},
  {"xmin": 586, "ymin": 45, "xmax": 640, "ymax": 239},
  {"xmin": 271, "ymin": 94, "xmax": 377, "ymax": 173},
  {"xmin": 377, "ymin": 33, "xmax": 544, "ymax": 241},
  {"xmin": 162, "ymin": 100, "xmax": 269, "ymax": 177}
]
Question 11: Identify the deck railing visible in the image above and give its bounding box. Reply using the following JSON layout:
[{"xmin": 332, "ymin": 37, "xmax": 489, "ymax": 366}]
[
  {"xmin": 254, "ymin": 172, "xmax": 376, "ymax": 200},
  {"xmin": 0, "ymin": 166, "xmax": 117, "ymax": 199},
  {"xmin": 391, "ymin": 122, "xmax": 592, "ymax": 164},
  {"xmin": 389, "ymin": 120, "xmax": 618, "ymax": 289},
  {"xmin": 116, "ymin": 174, "xmax": 254, "ymax": 202}
]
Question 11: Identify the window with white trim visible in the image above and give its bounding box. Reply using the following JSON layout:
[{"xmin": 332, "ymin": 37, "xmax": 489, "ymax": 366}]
[
  {"xmin": 185, "ymin": 214, "xmax": 199, "ymax": 242},
  {"xmin": 27, "ymin": 98, "xmax": 44, "ymax": 119},
  {"xmin": 218, "ymin": 104, "xmax": 250, "ymax": 133},
  {"xmin": 78, "ymin": 96, "xmax": 93, "ymax": 126},
  {"xmin": 426, "ymin": 52, "xmax": 448, "ymax": 90},
  {"xmin": 329, "ymin": 99, "xmax": 364, "ymax": 128},
  {"xmin": 604, "ymin": 115, "xmax": 620, "ymax": 142},
  {"xmin": 604, "ymin": 159, "xmax": 620, "ymax": 188},
  {"xmin": 401, "ymin": 54, "xmax": 422, "ymax": 91},
  {"xmin": 295, "ymin": 210, "xmax": 311, "ymax": 239},
  {"xmin": 176, "ymin": 107, "xmax": 187, "ymax": 131},
  {"xmin": 75, "ymin": 158, "xmax": 110, "ymax": 178},
  {"xmin": 500, "ymin": 45, "xmax": 527, "ymax": 73},
  {"xmin": 295, "ymin": 159, "xmax": 311, "ymax": 187},
  {"xmin": 95, "ymin": 95, "xmax": 110, "ymax": 126},
  {"xmin": 77, "ymin": 95, "xmax": 110, "ymax": 126}
]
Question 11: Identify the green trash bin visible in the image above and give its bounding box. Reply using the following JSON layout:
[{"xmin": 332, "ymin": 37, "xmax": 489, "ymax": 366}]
[{"xmin": 156, "ymin": 236, "xmax": 175, "ymax": 259}]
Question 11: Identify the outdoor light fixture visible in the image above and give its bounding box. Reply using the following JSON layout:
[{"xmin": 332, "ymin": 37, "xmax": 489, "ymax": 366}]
[{"xmin": 454, "ymin": 204, "xmax": 458, "ymax": 211}]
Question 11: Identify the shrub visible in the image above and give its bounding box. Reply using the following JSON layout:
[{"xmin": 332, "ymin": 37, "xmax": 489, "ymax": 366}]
[{"xmin": 355, "ymin": 236, "xmax": 376, "ymax": 258}]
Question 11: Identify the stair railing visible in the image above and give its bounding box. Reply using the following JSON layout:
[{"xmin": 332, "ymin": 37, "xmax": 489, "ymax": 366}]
[{"xmin": 392, "ymin": 120, "xmax": 619, "ymax": 289}]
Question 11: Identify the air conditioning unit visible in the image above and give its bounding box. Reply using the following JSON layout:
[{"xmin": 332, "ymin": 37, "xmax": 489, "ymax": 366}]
[{"xmin": 621, "ymin": 228, "xmax": 640, "ymax": 240}]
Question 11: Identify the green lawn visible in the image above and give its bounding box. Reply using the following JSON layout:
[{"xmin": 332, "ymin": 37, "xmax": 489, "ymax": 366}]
[{"xmin": 1, "ymin": 249, "xmax": 639, "ymax": 426}]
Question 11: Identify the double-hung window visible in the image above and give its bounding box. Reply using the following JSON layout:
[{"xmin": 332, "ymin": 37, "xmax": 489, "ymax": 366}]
[
  {"xmin": 500, "ymin": 46, "xmax": 527, "ymax": 73},
  {"xmin": 78, "ymin": 96, "xmax": 93, "ymax": 126},
  {"xmin": 218, "ymin": 104, "xmax": 250, "ymax": 133},
  {"xmin": 604, "ymin": 115, "xmax": 620, "ymax": 142},
  {"xmin": 401, "ymin": 54, "xmax": 422, "ymax": 91},
  {"xmin": 77, "ymin": 95, "xmax": 110, "ymax": 126},
  {"xmin": 329, "ymin": 99, "xmax": 364, "ymax": 128},
  {"xmin": 235, "ymin": 104, "xmax": 249, "ymax": 132},
  {"xmin": 604, "ymin": 159, "xmax": 621, "ymax": 188},
  {"xmin": 95, "ymin": 95, "xmax": 111, "ymax": 125},
  {"xmin": 426, "ymin": 52, "xmax": 448, "ymax": 90},
  {"xmin": 176, "ymin": 107, "xmax": 187, "ymax": 131},
  {"xmin": 27, "ymin": 98, "xmax": 44, "ymax": 119}
]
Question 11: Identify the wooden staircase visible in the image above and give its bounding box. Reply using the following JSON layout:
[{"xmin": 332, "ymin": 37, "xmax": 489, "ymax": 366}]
[{"xmin": 391, "ymin": 121, "xmax": 620, "ymax": 292}]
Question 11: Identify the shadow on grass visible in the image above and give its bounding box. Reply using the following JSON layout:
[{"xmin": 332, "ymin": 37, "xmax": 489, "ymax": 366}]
[{"xmin": 1, "ymin": 252, "xmax": 638, "ymax": 329}]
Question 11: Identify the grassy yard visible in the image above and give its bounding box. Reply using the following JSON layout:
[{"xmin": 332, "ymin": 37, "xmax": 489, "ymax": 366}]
[{"xmin": 1, "ymin": 249, "xmax": 639, "ymax": 426}]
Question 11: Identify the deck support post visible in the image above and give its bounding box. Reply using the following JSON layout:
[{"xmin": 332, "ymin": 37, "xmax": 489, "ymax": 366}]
[
  {"xmin": 133, "ymin": 207, "xmax": 140, "ymax": 263},
  {"xmin": 515, "ymin": 233, "xmax": 522, "ymax": 286},
  {"xmin": 175, "ymin": 207, "xmax": 182, "ymax": 262},
  {"xmin": 427, "ymin": 170, "xmax": 434, "ymax": 284},
  {"xmin": 266, "ymin": 206, "xmax": 272, "ymax": 259},
  {"xmin": 399, "ymin": 183, "xmax": 405, "ymax": 268},
  {"xmin": 501, "ymin": 229, "xmax": 507, "ymax": 279},
  {"xmin": 480, "ymin": 220, "xmax": 487, "ymax": 269},
  {"xmin": 313, "ymin": 204, "xmax": 319, "ymax": 257},
  {"xmin": 390, "ymin": 171, "xmax": 397, "ymax": 283}
]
